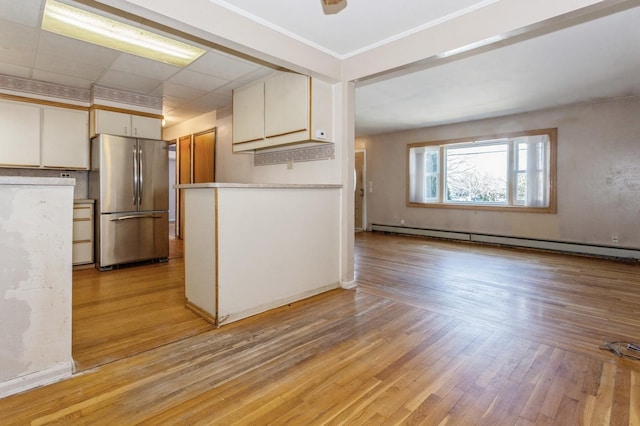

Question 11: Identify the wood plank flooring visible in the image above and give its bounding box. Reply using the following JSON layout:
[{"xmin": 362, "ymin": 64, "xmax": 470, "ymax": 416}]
[
  {"xmin": 72, "ymin": 232, "xmax": 210, "ymax": 371},
  {"xmin": 2, "ymin": 231, "xmax": 640, "ymax": 424},
  {"xmin": 72, "ymin": 258, "xmax": 212, "ymax": 371}
]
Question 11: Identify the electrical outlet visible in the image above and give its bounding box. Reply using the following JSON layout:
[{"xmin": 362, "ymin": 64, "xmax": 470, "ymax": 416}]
[
  {"xmin": 400, "ymin": 219, "xmax": 405, "ymax": 226},
  {"xmin": 60, "ymin": 172, "xmax": 71, "ymax": 178},
  {"xmin": 612, "ymin": 235, "xmax": 619, "ymax": 244}
]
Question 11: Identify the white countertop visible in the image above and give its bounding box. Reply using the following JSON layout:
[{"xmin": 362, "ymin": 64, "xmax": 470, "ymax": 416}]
[
  {"xmin": 176, "ymin": 182, "xmax": 342, "ymax": 189},
  {"xmin": 0, "ymin": 176, "xmax": 75, "ymax": 186}
]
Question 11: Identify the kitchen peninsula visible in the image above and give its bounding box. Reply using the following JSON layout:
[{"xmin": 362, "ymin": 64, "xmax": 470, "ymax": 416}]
[
  {"xmin": 0, "ymin": 176, "xmax": 74, "ymax": 398},
  {"xmin": 177, "ymin": 182, "xmax": 342, "ymax": 326}
]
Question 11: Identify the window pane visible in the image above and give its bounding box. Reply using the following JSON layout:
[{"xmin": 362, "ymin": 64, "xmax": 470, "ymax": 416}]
[
  {"xmin": 426, "ymin": 175, "xmax": 437, "ymax": 199},
  {"xmin": 426, "ymin": 151, "xmax": 438, "ymax": 173},
  {"xmin": 446, "ymin": 143, "xmax": 507, "ymax": 203},
  {"xmin": 517, "ymin": 142, "xmax": 527, "ymax": 171},
  {"xmin": 407, "ymin": 128, "xmax": 555, "ymax": 212},
  {"xmin": 516, "ymin": 172, "xmax": 526, "ymax": 202}
]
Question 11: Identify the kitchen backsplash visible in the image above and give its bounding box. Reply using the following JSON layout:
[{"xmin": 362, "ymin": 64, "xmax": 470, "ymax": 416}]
[{"xmin": 0, "ymin": 168, "xmax": 88, "ymax": 199}]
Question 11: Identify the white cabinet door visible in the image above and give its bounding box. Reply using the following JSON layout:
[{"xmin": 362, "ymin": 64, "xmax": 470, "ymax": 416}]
[
  {"xmin": 264, "ymin": 72, "xmax": 308, "ymax": 138},
  {"xmin": 93, "ymin": 109, "xmax": 132, "ymax": 136},
  {"xmin": 42, "ymin": 107, "xmax": 89, "ymax": 169},
  {"xmin": 232, "ymin": 80, "xmax": 265, "ymax": 144},
  {"xmin": 92, "ymin": 110, "xmax": 161, "ymax": 139},
  {"xmin": 131, "ymin": 115, "xmax": 162, "ymax": 139},
  {"xmin": 0, "ymin": 100, "xmax": 41, "ymax": 167}
]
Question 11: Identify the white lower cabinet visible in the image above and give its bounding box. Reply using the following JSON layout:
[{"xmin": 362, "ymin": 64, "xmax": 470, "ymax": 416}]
[{"xmin": 73, "ymin": 201, "xmax": 94, "ymax": 266}]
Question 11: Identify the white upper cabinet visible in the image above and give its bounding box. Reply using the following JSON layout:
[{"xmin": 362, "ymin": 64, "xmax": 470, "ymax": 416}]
[
  {"xmin": 0, "ymin": 100, "xmax": 41, "ymax": 167},
  {"xmin": 0, "ymin": 99, "xmax": 89, "ymax": 170},
  {"xmin": 232, "ymin": 80, "xmax": 265, "ymax": 144},
  {"xmin": 42, "ymin": 107, "xmax": 89, "ymax": 169},
  {"xmin": 91, "ymin": 109, "xmax": 162, "ymax": 139},
  {"xmin": 264, "ymin": 72, "xmax": 308, "ymax": 139},
  {"xmin": 131, "ymin": 115, "xmax": 162, "ymax": 139},
  {"xmin": 232, "ymin": 71, "xmax": 333, "ymax": 152}
]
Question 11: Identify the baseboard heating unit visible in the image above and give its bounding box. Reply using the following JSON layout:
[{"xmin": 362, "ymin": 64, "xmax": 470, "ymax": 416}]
[{"xmin": 371, "ymin": 224, "xmax": 640, "ymax": 261}]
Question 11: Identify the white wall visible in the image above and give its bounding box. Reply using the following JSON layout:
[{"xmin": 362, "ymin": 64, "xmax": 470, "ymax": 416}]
[
  {"xmin": 358, "ymin": 96, "xmax": 640, "ymax": 249},
  {"xmin": 0, "ymin": 177, "xmax": 74, "ymax": 397},
  {"xmin": 162, "ymin": 110, "xmax": 216, "ymax": 142}
]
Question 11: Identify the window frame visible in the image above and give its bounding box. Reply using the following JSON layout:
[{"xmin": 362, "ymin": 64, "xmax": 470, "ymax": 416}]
[{"xmin": 406, "ymin": 128, "xmax": 557, "ymax": 213}]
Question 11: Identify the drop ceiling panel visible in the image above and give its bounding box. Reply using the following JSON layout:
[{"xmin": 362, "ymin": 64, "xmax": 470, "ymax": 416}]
[
  {"xmin": 34, "ymin": 52, "xmax": 108, "ymax": 82},
  {"xmin": 168, "ymin": 69, "xmax": 229, "ymax": 92},
  {"xmin": 36, "ymin": 31, "xmax": 121, "ymax": 69},
  {"xmin": 0, "ymin": 63, "xmax": 31, "ymax": 79},
  {"xmin": 188, "ymin": 51, "xmax": 265, "ymax": 80},
  {"xmin": 109, "ymin": 54, "xmax": 180, "ymax": 81},
  {"xmin": 0, "ymin": 0, "xmax": 43, "ymax": 27},
  {"xmin": 190, "ymin": 91, "xmax": 233, "ymax": 109},
  {"xmin": 161, "ymin": 82, "xmax": 208, "ymax": 102},
  {"xmin": 97, "ymin": 69, "xmax": 163, "ymax": 94},
  {"xmin": 32, "ymin": 69, "xmax": 94, "ymax": 89},
  {"xmin": 0, "ymin": 20, "xmax": 38, "ymax": 67}
]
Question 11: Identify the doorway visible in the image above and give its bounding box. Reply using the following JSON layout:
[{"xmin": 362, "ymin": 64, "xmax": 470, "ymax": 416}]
[
  {"xmin": 355, "ymin": 150, "xmax": 366, "ymax": 231},
  {"xmin": 176, "ymin": 128, "xmax": 216, "ymax": 239}
]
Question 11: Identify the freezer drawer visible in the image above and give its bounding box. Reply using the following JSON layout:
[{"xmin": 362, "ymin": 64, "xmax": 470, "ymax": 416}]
[{"xmin": 97, "ymin": 211, "xmax": 169, "ymax": 269}]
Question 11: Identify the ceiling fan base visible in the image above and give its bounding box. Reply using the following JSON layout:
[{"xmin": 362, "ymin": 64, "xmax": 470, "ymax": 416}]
[{"xmin": 322, "ymin": 0, "xmax": 347, "ymax": 14}]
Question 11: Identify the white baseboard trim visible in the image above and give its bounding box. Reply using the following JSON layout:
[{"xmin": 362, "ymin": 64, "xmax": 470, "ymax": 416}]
[
  {"xmin": 218, "ymin": 282, "xmax": 341, "ymax": 326},
  {"xmin": 371, "ymin": 224, "xmax": 640, "ymax": 261},
  {"xmin": 0, "ymin": 361, "xmax": 74, "ymax": 399},
  {"xmin": 341, "ymin": 280, "xmax": 357, "ymax": 289}
]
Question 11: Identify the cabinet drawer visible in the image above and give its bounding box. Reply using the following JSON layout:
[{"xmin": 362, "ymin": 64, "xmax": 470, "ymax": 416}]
[
  {"xmin": 73, "ymin": 241, "xmax": 93, "ymax": 265},
  {"xmin": 73, "ymin": 219, "xmax": 92, "ymax": 241},
  {"xmin": 73, "ymin": 205, "xmax": 93, "ymax": 220},
  {"xmin": 73, "ymin": 203, "xmax": 94, "ymax": 265}
]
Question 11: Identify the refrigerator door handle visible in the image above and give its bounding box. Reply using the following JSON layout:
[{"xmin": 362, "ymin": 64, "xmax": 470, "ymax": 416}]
[
  {"xmin": 110, "ymin": 214, "xmax": 164, "ymax": 221},
  {"xmin": 132, "ymin": 146, "xmax": 139, "ymax": 205},
  {"xmin": 138, "ymin": 145, "xmax": 144, "ymax": 203}
]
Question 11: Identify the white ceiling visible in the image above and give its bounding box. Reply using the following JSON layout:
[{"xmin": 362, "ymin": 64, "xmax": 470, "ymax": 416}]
[{"xmin": 1, "ymin": 0, "xmax": 639, "ymax": 136}]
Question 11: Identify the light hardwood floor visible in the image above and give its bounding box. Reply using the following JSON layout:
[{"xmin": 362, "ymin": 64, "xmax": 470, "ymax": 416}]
[
  {"xmin": 72, "ymin": 228, "xmax": 209, "ymax": 371},
  {"xmin": 2, "ymin": 232, "xmax": 640, "ymax": 424}
]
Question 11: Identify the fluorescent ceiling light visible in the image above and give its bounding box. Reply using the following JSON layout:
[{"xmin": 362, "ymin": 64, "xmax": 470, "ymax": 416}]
[{"xmin": 42, "ymin": 0, "xmax": 206, "ymax": 67}]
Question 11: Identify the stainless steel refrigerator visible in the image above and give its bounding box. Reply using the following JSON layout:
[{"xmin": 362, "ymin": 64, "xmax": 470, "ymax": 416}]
[{"xmin": 89, "ymin": 134, "xmax": 169, "ymax": 270}]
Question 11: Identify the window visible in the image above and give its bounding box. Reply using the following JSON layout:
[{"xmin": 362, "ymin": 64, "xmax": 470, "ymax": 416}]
[{"xmin": 407, "ymin": 129, "xmax": 556, "ymax": 212}]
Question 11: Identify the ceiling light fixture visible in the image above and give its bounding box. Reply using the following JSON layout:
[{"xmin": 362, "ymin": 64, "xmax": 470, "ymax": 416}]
[
  {"xmin": 41, "ymin": 0, "xmax": 206, "ymax": 67},
  {"xmin": 321, "ymin": 0, "xmax": 347, "ymax": 15}
]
